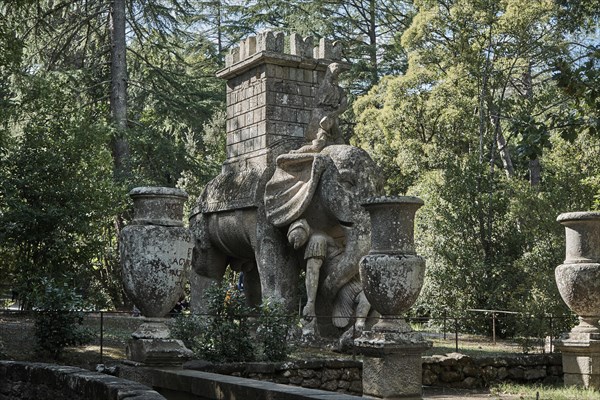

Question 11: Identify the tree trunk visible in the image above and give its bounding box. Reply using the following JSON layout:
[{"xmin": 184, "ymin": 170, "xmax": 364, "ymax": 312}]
[
  {"xmin": 368, "ymin": 0, "xmax": 378, "ymax": 86},
  {"xmin": 109, "ymin": 0, "xmax": 130, "ymax": 179},
  {"xmin": 494, "ymin": 127, "xmax": 515, "ymax": 178},
  {"xmin": 522, "ymin": 62, "xmax": 541, "ymax": 187},
  {"xmin": 529, "ymin": 157, "xmax": 541, "ymax": 186},
  {"xmin": 216, "ymin": 1, "xmax": 223, "ymax": 54}
]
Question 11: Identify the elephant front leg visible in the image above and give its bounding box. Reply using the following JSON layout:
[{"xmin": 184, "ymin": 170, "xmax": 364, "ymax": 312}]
[{"xmin": 255, "ymin": 222, "xmax": 300, "ymax": 312}]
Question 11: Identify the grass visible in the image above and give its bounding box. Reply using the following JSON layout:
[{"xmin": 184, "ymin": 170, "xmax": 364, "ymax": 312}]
[{"xmin": 491, "ymin": 383, "xmax": 600, "ymax": 399}]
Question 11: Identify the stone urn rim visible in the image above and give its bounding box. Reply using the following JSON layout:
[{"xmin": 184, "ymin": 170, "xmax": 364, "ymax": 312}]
[
  {"xmin": 129, "ymin": 186, "xmax": 189, "ymax": 200},
  {"xmin": 557, "ymin": 211, "xmax": 600, "ymax": 223},
  {"xmin": 362, "ymin": 195, "xmax": 424, "ymax": 208}
]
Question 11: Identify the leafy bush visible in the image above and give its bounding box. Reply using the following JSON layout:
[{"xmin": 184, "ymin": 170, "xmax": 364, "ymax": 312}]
[
  {"xmin": 167, "ymin": 313, "xmax": 204, "ymax": 350},
  {"xmin": 192, "ymin": 281, "xmax": 255, "ymax": 362},
  {"xmin": 30, "ymin": 277, "xmax": 95, "ymax": 359},
  {"xmin": 169, "ymin": 282, "xmax": 295, "ymax": 362},
  {"xmin": 255, "ymin": 298, "xmax": 295, "ymax": 362}
]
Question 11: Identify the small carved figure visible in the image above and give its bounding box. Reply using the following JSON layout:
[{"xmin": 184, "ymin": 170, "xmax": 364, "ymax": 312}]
[
  {"xmin": 287, "ymin": 219, "xmax": 341, "ymax": 335},
  {"xmin": 287, "ymin": 218, "xmax": 370, "ymax": 337},
  {"xmin": 292, "ymin": 63, "xmax": 348, "ymax": 154}
]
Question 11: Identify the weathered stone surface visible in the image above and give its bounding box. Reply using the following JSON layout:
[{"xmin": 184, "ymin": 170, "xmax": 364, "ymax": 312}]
[
  {"xmin": 322, "ymin": 368, "xmax": 341, "ymax": 381},
  {"xmin": 120, "ymin": 224, "xmax": 193, "ymax": 317},
  {"xmin": 554, "ymin": 211, "xmax": 600, "ymax": 389},
  {"xmin": 320, "ymin": 380, "xmax": 339, "ymax": 391},
  {"xmin": 303, "ymin": 378, "xmax": 321, "ymax": 389},
  {"xmin": 191, "ymin": 31, "xmax": 385, "ymax": 344},
  {"xmin": 440, "ymin": 370, "xmax": 462, "ymax": 383},
  {"xmin": 0, "ymin": 361, "xmax": 165, "ymax": 400},
  {"xmin": 362, "ymin": 354, "xmax": 422, "ymax": 399},
  {"xmin": 126, "ymin": 339, "xmax": 193, "ymax": 366},
  {"xmin": 289, "ymin": 376, "xmax": 304, "ymax": 385},
  {"xmin": 129, "ymin": 187, "xmax": 188, "ymax": 227},
  {"xmin": 508, "ymin": 367, "xmax": 525, "ymax": 380},
  {"xmin": 557, "ymin": 212, "xmax": 600, "ymax": 264},
  {"xmin": 497, "ymin": 367, "xmax": 509, "ymax": 380},
  {"xmin": 421, "ymin": 353, "xmax": 562, "ymax": 389},
  {"xmin": 422, "ymin": 368, "xmax": 438, "ymax": 385},
  {"xmin": 131, "ymin": 320, "xmax": 171, "ymax": 339},
  {"xmin": 556, "ymin": 263, "xmax": 600, "ymax": 328},
  {"xmin": 358, "ymin": 196, "xmax": 426, "ymax": 337},
  {"xmin": 524, "ymin": 367, "xmax": 547, "ymax": 380},
  {"xmin": 298, "ymin": 369, "xmax": 316, "ymax": 379}
]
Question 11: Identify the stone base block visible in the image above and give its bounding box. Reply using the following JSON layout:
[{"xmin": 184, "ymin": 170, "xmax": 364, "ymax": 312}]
[
  {"xmin": 561, "ymin": 352, "xmax": 600, "ymax": 388},
  {"xmin": 556, "ymin": 332, "xmax": 600, "ymax": 389},
  {"xmin": 355, "ymin": 330, "xmax": 431, "ymax": 399},
  {"xmin": 127, "ymin": 338, "xmax": 193, "ymax": 367},
  {"xmin": 362, "ymin": 353, "xmax": 423, "ymax": 399}
]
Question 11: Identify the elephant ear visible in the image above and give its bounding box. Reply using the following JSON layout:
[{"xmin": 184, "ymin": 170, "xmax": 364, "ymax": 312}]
[{"xmin": 264, "ymin": 153, "xmax": 328, "ymax": 227}]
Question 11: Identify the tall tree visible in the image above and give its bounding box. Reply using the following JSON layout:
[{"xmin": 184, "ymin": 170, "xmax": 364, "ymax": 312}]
[
  {"xmin": 110, "ymin": 0, "xmax": 130, "ymax": 179},
  {"xmin": 0, "ymin": 0, "xmax": 225, "ymax": 307},
  {"xmin": 352, "ymin": 0, "xmax": 600, "ymax": 324},
  {"xmin": 220, "ymin": 0, "xmax": 414, "ymax": 94}
]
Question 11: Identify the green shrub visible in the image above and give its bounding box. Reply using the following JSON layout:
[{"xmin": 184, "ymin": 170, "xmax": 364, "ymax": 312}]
[
  {"xmin": 167, "ymin": 313, "xmax": 204, "ymax": 349},
  {"xmin": 193, "ymin": 281, "xmax": 255, "ymax": 362},
  {"xmin": 255, "ymin": 298, "xmax": 295, "ymax": 362},
  {"xmin": 30, "ymin": 277, "xmax": 95, "ymax": 359},
  {"xmin": 169, "ymin": 282, "xmax": 296, "ymax": 362}
]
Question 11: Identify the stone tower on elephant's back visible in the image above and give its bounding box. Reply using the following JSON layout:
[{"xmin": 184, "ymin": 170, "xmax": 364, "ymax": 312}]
[{"xmin": 201, "ymin": 32, "xmax": 344, "ymax": 213}]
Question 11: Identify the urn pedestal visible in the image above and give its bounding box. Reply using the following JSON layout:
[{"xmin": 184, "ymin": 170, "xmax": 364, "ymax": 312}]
[
  {"xmin": 354, "ymin": 196, "xmax": 431, "ymax": 399},
  {"xmin": 120, "ymin": 187, "xmax": 194, "ymax": 366},
  {"xmin": 554, "ymin": 212, "xmax": 600, "ymax": 388}
]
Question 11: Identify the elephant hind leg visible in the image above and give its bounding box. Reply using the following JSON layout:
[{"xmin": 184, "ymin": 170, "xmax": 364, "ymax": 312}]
[
  {"xmin": 190, "ymin": 245, "xmax": 228, "ymax": 313},
  {"xmin": 242, "ymin": 265, "xmax": 262, "ymax": 308}
]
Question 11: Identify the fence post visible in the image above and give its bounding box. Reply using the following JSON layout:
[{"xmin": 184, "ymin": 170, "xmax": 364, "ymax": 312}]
[
  {"xmin": 454, "ymin": 318, "xmax": 459, "ymax": 352},
  {"xmin": 100, "ymin": 311, "xmax": 104, "ymax": 365},
  {"xmin": 492, "ymin": 312, "xmax": 496, "ymax": 345},
  {"xmin": 443, "ymin": 309, "xmax": 447, "ymax": 340},
  {"xmin": 549, "ymin": 315, "xmax": 553, "ymax": 354},
  {"xmin": 352, "ymin": 322, "xmax": 356, "ymax": 361}
]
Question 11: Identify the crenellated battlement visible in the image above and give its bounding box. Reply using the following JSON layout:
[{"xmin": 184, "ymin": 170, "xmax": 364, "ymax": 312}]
[
  {"xmin": 208, "ymin": 32, "xmax": 346, "ymax": 208},
  {"xmin": 225, "ymin": 31, "xmax": 343, "ymax": 68}
]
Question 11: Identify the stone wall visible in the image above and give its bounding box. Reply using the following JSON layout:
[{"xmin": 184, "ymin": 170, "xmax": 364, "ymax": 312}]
[
  {"xmin": 0, "ymin": 361, "xmax": 164, "ymax": 400},
  {"xmin": 184, "ymin": 359, "xmax": 363, "ymax": 395},
  {"xmin": 185, "ymin": 353, "xmax": 562, "ymax": 393},
  {"xmin": 422, "ymin": 353, "xmax": 563, "ymax": 389}
]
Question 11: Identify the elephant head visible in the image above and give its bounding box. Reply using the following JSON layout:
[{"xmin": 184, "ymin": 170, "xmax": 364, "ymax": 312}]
[{"xmin": 264, "ymin": 144, "xmax": 383, "ymax": 331}]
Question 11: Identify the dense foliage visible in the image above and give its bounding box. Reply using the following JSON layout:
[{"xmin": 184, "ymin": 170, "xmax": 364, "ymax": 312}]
[
  {"xmin": 30, "ymin": 277, "xmax": 95, "ymax": 359},
  {"xmin": 169, "ymin": 281, "xmax": 295, "ymax": 362},
  {"xmin": 352, "ymin": 0, "xmax": 600, "ymax": 333},
  {"xmin": 0, "ymin": 0, "xmax": 225, "ymax": 309}
]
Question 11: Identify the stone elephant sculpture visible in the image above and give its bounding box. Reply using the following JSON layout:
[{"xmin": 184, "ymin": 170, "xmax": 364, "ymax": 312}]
[{"xmin": 189, "ymin": 144, "xmax": 383, "ymax": 333}]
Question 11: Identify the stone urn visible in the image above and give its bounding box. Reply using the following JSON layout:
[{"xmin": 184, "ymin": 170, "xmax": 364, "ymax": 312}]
[
  {"xmin": 359, "ymin": 196, "xmax": 426, "ymax": 332},
  {"xmin": 555, "ymin": 211, "xmax": 600, "ymax": 335},
  {"xmin": 120, "ymin": 187, "xmax": 193, "ymax": 318},
  {"xmin": 119, "ymin": 186, "xmax": 194, "ymax": 365},
  {"xmin": 355, "ymin": 196, "xmax": 431, "ymax": 400}
]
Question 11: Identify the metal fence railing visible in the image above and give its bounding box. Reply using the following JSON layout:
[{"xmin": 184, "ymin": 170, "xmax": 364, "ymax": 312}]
[{"xmin": 0, "ymin": 308, "xmax": 575, "ymax": 365}]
